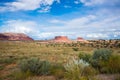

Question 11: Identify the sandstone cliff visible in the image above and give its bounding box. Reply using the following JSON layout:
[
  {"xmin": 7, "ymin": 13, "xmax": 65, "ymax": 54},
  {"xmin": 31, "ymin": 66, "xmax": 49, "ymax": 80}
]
[{"xmin": 53, "ymin": 36, "xmax": 71, "ymax": 43}]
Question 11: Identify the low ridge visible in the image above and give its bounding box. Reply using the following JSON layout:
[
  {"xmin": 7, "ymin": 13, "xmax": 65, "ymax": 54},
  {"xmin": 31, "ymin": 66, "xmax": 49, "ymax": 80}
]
[{"xmin": 0, "ymin": 33, "xmax": 33, "ymax": 41}]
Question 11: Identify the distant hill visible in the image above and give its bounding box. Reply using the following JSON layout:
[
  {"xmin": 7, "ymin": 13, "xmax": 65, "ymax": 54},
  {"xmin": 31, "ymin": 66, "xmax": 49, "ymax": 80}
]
[{"xmin": 0, "ymin": 33, "xmax": 33, "ymax": 41}]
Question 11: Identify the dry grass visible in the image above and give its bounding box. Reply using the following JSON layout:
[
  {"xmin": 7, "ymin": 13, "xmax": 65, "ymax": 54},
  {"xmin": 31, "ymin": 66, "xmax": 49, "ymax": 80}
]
[
  {"xmin": 0, "ymin": 41, "xmax": 94, "ymax": 63},
  {"xmin": 0, "ymin": 41, "xmax": 120, "ymax": 80},
  {"xmin": 26, "ymin": 76, "xmax": 56, "ymax": 80}
]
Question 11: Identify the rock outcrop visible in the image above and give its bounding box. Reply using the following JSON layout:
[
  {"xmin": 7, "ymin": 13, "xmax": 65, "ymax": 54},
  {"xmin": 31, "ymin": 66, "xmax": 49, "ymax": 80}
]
[
  {"xmin": 77, "ymin": 37, "xmax": 84, "ymax": 41},
  {"xmin": 0, "ymin": 33, "xmax": 33, "ymax": 41},
  {"xmin": 76, "ymin": 37, "xmax": 89, "ymax": 43},
  {"xmin": 53, "ymin": 36, "xmax": 71, "ymax": 43}
]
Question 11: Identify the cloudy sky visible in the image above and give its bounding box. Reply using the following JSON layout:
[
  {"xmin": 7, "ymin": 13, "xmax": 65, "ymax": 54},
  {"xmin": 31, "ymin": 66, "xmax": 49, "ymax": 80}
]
[{"xmin": 0, "ymin": 0, "xmax": 120, "ymax": 40}]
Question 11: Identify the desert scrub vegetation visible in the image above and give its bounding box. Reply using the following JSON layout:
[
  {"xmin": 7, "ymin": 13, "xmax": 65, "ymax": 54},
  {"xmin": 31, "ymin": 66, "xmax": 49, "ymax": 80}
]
[
  {"xmin": 50, "ymin": 63, "xmax": 65, "ymax": 79},
  {"xmin": 92, "ymin": 48, "xmax": 112, "ymax": 61},
  {"xmin": 91, "ymin": 49, "xmax": 112, "ymax": 72},
  {"xmin": 18, "ymin": 57, "xmax": 51, "ymax": 75},
  {"xmin": 78, "ymin": 48, "xmax": 120, "ymax": 74},
  {"xmin": 82, "ymin": 48, "xmax": 120, "ymax": 74},
  {"xmin": 91, "ymin": 48, "xmax": 112, "ymax": 72},
  {"xmin": 78, "ymin": 52, "xmax": 92, "ymax": 63},
  {"xmin": 12, "ymin": 70, "xmax": 33, "ymax": 80},
  {"xmin": 0, "ymin": 41, "xmax": 120, "ymax": 80},
  {"xmin": 64, "ymin": 58, "xmax": 96, "ymax": 80},
  {"xmin": 0, "ymin": 56, "xmax": 16, "ymax": 64},
  {"xmin": 72, "ymin": 47, "xmax": 79, "ymax": 51},
  {"xmin": 99, "ymin": 55, "xmax": 120, "ymax": 73}
]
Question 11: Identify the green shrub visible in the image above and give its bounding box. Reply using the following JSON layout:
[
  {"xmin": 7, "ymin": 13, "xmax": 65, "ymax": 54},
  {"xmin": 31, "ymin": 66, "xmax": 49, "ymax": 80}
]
[
  {"xmin": 91, "ymin": 48, "xmax": 112, "ymax": 69},
  {"xmin": 92, "ymin": 48, "xmax": 112, "ymax": 61},
  {"xmin": 64, "ymin": 58, "xmax": 96, "ymax": 80},
  {"xmin": 0, "ymin": 57, "xmax": 15, "ymax": 64},
  {"xmin": 18, "ymin": 58, "xmax": 51, "ymax": 75},
  {"xmin": 72, "ymin": 47, "xmax": 79, "ymax": 51},
  {"xmin": 101, "ymin": 55, "xmax": 120, "ymax": 73},
  {"xmin": 79, "ymin": 52, "xmax": 92, "ymax": 63},
  {"xmin": 39, "ymin": 61, "xmax": 51, "ymax": 75},
  {"xmin": 91, "ymin": 48, "xmax": 120, "ymax": 74}
]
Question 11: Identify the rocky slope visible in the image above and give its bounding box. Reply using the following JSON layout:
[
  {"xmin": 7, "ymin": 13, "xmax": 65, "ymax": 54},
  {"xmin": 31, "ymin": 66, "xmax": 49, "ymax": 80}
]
[{"xmin": 0, "ymin": 33, "xmax": 33, "ymax": 41}]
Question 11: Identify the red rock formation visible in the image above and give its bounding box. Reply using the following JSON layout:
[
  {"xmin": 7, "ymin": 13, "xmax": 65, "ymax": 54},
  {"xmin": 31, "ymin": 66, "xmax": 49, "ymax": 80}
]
[
  {"xmin": 76, "ymin": 37, "xmax": 89, "ymax": 43},
  {"xmin": 53, "ymin": 36, "xmax": 71, "ymax": 43},
  {"xmin": 77, "ymin": 37, "xmax": 84, "ymax": 41},
  {"xmin": 0, "ymin": 33, "xmax": 33, "ymax": 41}
]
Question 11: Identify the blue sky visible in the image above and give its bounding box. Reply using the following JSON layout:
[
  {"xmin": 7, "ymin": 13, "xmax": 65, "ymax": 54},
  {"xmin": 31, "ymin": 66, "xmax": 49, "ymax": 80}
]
[{"xmin": 0, "ymin": 0, "xmax": 120, "ymax": 40}]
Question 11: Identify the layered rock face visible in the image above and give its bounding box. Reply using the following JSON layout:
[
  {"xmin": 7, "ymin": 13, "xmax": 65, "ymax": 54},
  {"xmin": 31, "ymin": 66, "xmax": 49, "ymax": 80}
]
[
  {"xmin": 53, "ymin": 36, "xmax": 71, "ymax": 43},
  {"xmin": 0, "ymin": 33, "xmax": 33, "ymax": 41}
]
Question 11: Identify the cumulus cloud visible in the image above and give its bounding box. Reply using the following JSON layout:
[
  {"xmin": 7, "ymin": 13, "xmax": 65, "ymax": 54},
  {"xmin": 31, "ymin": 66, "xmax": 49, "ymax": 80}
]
[
  {"xmin": 0, "ymin": 13, "xmax": 120, "ymax": 40},
  {"xmin": 45, "ymin": 14, "xmax": 120, "ymax": 39},
  {"xmin": 49, "ymin": 19, "xmax": 66, "ymax": 24},
  {"xmin": 0, "ymin": 0, "xmax": 59, "ymax": 12},
  {"xmin": 0, "ymin": 20, "xmax": 40, "ymax": 38},
  {"xmin": 65, "ymin": 15, "xmax": 96, "ymax": 28},
  {"xmin": 78, "ymin": 0, "xmax": 120, "ymax": 6},
  {"xmin": 86, "ymin": 33, "xmax": 109, "ymax": 39}
]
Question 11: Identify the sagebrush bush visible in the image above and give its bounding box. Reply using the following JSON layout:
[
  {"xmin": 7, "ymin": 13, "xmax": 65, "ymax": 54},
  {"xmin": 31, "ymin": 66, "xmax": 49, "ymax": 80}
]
[
  {"xmin": 0, "ymin": 57, "xmax": 15, "ymax": 64},
  {"xmin": 91, "ymin": 48, "xmax": 112, "ymax": 69},
  {"xmin": 18, "ymin": 58, "xmax": 51, "ymax": 75},
  {"xmin": 79, "ymin": 52, "xmax": 92, "ymax": 63},
  {"xmin": 92, "ymin": 48, "xmax": 112, "ymax": 61},
  {"xmin": 91, "ymin": 48, "xmax": 120, "ymax": 74},
  {"xmin": 64, "ymin": 58, "xmax": 96, "ymax": 80}
]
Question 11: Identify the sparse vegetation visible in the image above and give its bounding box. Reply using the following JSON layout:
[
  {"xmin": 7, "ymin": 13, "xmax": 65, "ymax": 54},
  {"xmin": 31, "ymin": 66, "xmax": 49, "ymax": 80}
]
[
  {"xmin": 100, "ymin": 55, "xmax": 120, "ymax": 73},
  {"xmin": 79, "ymin": 52, "xmax": 92, "ymax": 63},
  {"xmin": 50, "ymin": 63, "xmax": 65, "ymax": 79},
  {"xmin": 19, "ymin": 58, "xmax": 51, "ymax": 75},
  {"xmin": 0, "ymin": 40, "xmax": 120, "ymax": 80},
  {"xmin": 64, "ymin": 58, "xmax": 96, "ymax": 80}
]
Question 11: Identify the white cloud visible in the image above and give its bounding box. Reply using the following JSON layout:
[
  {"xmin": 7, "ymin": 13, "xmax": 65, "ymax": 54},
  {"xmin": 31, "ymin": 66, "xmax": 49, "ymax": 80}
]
[
  {"xmin": 0, "ymin": 20, "xmax": 39, "ymax": 36},
  {"xmin": 79, "ymin": 0, "xmax": 120, "ymax": 6},
  {"xmin": 80, "ymin": 0, "xmax": 105, "ymax": 6},
  {"xmin": 86, "ymin": 33, "xmax": 109, "ymax": 39},
  {"xmin": 0, "ymin": 0, "xmax": 59, "ymax": 12},
  {"xmin": 45, "ymin": 14, "xmax": 120, "ymax": 39},
  {"xmin": 65, "ymin": 15, "xmax": 96, "ymax": 27},
  {"xmin": 38, "ymin": 6, "xmax": 51, "ymax": 13},
  {"xmin": 0, "ymin": 13, "xmax": 120, "ymax": 40},
  {"xmin": 49, "ymin": 19, "xmax": 66, "ymax": 24}
]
